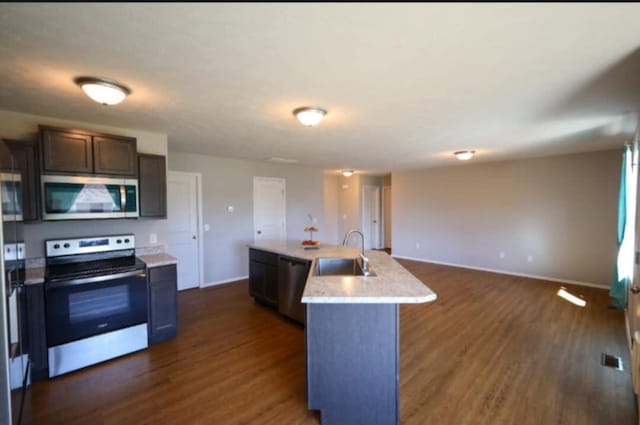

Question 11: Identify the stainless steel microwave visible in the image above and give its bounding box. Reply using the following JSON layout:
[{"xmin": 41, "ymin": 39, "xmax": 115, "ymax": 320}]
[{"xmin": 42, "ymin": 175, "xmax": 139, "ymax": 220}]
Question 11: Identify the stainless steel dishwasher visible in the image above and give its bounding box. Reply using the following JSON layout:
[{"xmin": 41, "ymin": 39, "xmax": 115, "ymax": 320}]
[{"xmin": 278, "ymin": 256, "xmax": 310, "ymax": 325}]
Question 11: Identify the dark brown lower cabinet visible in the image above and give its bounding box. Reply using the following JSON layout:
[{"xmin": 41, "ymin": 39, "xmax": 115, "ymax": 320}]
[
  {"xmin": 147, "ymin": 264, "xmax": 178, "ymax": 345},
  {"xmin": 306, "ymin": 303, "xmax": 399, "ymax": 425},
  {"xmin": 25, "ymin": 283, "xmax": 48, "ymax": 380},
  {"xmin": 249, "ymin": 249, "xmax": 279, "ymax": 307}
]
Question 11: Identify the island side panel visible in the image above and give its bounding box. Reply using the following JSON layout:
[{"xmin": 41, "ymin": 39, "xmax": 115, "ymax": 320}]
[{"xmin": 306, "ymin": 303, "xmax": 399, "ymax": 425}]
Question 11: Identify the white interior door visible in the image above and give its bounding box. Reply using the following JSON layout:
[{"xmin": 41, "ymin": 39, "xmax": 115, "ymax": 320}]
[
  {"xmin": 254, "ymin": 177, "xmax": 286, "ymax": 243},
  {"xmin": 362, "ymin": 185, "xmax": 381, "ymax": 249},
  {"xmin": 168, "ymin": 172, "xmax": 200, "ymax": 290},
  {"xmin": 383, "ymin": 186, "xmax": 392, "ymax": 249}
]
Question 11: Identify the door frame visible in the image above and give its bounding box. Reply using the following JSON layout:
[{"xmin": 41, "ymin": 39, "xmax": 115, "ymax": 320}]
[
  {"xmin": 381, "ymin": 185, "xmax": 391, "ymax": 249},
  {"xmin": 167, "ymin": 170, "xmax": 204, "ymax": 289},
  {"xmin": 361, "ymin": 184, "xmax": 382, "ymax": 249},
  {"xmin": 253, "ymin": 176, "xmax": 287, "ymax": 243}
]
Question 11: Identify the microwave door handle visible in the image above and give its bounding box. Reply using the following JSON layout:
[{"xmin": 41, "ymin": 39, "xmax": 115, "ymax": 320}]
[{"xmin": 120, "ymin": 185, "xmax": 126, "ymax": 213}]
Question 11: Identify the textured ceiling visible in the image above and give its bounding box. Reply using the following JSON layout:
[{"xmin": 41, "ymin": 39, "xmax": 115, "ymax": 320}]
[{"xmin": 0, "ymin": 3, "xmax": 639, "ymax": 173}]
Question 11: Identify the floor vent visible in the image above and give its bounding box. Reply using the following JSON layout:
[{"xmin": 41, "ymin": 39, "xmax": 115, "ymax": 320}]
[{"xmin": 601, "ymin": 353, "xmax": 623, "ymax": 371}]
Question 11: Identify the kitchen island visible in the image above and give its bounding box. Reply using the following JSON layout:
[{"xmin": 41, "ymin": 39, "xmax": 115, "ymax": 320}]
[{"xmin": 249, "ymin": 241, "xmax": 436, "ymax": 425}]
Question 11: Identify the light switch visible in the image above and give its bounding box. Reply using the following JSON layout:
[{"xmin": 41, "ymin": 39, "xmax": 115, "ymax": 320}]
[
  {"xmin": 150, "ymin": 233, "xmax": 158, "ymax": 244},
  {"xmin": 204, "ymin": 224, "xmax": 210, "ymax": 232}
]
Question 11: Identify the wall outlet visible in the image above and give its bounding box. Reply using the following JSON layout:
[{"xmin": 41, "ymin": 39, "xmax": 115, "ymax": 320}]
[
  {"xmin": 415, "ymin": 242, "xmax": 421, "ymax": 249},
  {"xmin": 150, "ymin": 233, "xmax": 158, "ymax": 244},
  {"xmin": 342, "ymin": 214, "xmax": 348, "ymax": 220},
  {"xmin": 499, "ymin": 251, "xmax": 505, "ymax": 259},
  {"xmin": 312, "ymin": 216, "xmax": 318, "ymax": 224},
  {"xmin": 527, "ymin": 255, "xmax": 533, "ymax": 263}
]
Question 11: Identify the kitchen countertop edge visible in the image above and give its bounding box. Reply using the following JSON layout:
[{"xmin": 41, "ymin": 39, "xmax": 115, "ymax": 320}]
[
  {"xmin": 249, "ymin": 241, "xmax": 437, "ymax": 305},
  {"xmin": 137, "ymin": 253, "xmax": 178, "ymax": 268}
]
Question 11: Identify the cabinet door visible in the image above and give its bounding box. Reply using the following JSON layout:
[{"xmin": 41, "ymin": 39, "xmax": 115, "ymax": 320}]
[
  {"xmin": 6, "ymin": 140, "xmax": 39, "ymax": 221},
  {"xmin": 25, "ymin": 284, "xmax": 48, "ymax": 380},
  {"xmin": 41, "ymin": 129, "xmax": 93, "ymax": 174},
  {"xmin": 93, "ymin": 136, "xmax": 137, "ymax": 176},
  {"xmin": 249, "ymin": 260, "xmax": 278, "ymax": 306},
  {"xmin": 138, "ymin": 154, "xmax": 167, "ymax": 218},
  {"xmin": 148, "ymin": 265, "xmax": 178, "ymax": 345},
  {"xmin": 249, "ymin": 260, "xmax": 266, "ymax": 299},
  {"xmin": 263, "ymin": 263, "xmax": 279, "ymax": 306}
]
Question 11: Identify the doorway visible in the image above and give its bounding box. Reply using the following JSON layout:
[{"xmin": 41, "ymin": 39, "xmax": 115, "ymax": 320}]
[
  {"xmin": 362, "ymin": 185, "xmax": 381, "ymax": 249},
  {"xmin": 167, "ymin": 171, "xmax": 203, "ymax": 291},
  {"xmin": 382, "ymin": 185, "xmax": 392, "ymax": 250},
  {"xmin": 253, "ymin": 177, "xmax": 286, "ymax": 243}
]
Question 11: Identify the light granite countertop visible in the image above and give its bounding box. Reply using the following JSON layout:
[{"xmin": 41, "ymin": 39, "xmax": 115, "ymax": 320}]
[
  {"xmin": 249, "ymin": 241, "xmax": 437, "ymax": 304},
  {"xmin": 22, "ymin": 249, "xmax": 177, "ymax": 285},
  {"xmin": 137, "ymin": 253, "xmax": 178, "ymax": 268}
]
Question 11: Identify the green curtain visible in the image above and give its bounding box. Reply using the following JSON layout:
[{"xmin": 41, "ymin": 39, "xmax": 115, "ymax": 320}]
[{"xmin": 610, "ymin": 147, "xmax": 629, "ymax": 309}]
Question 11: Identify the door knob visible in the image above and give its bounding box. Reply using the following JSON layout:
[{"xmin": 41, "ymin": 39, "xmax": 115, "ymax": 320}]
[
  {"xmin": 631, "ymin": 286, "xmax": 640, "ymax": 294},
  {"xmin": 192, "ymin": 235, "xmax": 196, "ymax": 240},
  {"xmin": 257, "ymin": 230, "xmax": 262, "ymax": 235}
]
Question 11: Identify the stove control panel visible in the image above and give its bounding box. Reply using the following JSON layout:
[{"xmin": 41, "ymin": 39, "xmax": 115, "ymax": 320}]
[{"xmin": 45, "ymin": 235, "xmax": 136, "ymax": 257}]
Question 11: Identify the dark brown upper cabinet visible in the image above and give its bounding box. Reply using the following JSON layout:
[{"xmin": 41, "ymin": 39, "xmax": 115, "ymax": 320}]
[
  {"xmin": 94, "ymin": 136, "xmax": 137, "ymax": 176},
  {"xmin": 39, "ymin": 126, "xmax": 137, "ymax": 177},
  {"xmin": 4, "ymin": 139, "xmax": 39, "ymax": 221},
  {"xmin": 138, "ymin": 153, "xmax": 167, "ymax": 218},
  {"xmin": 41, "ymin": 129, "xmax": 92, "ymax": 174}
]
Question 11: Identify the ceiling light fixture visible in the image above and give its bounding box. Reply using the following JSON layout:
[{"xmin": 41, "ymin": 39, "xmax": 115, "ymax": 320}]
[
  {"xmin": 342, "ymin": 170, "xmax": 354, "ymax": 177},
  {"xmin": 454, "ymin": 150, "xmax": 476, "ymax": 161},
  {"xmin": 74, "ymin": 76, "xmax": 131, "ymax": 106},
  {"xmin": 293, "ymin": 106, "xmax": 327, "ymax": 127}
]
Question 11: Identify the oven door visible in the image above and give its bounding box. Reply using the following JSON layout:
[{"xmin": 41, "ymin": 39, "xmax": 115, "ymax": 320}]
[{"xmin": 45, "ymin": 270, "xmax": 147, "ymax": 348}]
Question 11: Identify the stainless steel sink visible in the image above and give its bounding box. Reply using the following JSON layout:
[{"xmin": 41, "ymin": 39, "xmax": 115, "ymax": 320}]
[{"xmin": 312, "ymin": 257, "xmax": 376, "ymax": 277}]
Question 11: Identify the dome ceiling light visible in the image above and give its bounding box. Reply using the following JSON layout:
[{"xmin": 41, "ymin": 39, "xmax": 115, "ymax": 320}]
[
  {"xmin": 74, "ymin": 76, "xmax": 131, "ymax": 106},
  {"xmin": 454, "ymin": 150, "xmax": 476, "ymax": 161},
  {"xmin": 293, "ymin": 106, "xmax": 327, "ymax": 127},
  {"xmin": 342, "ymin": 170, "xmax": 354, "ymax": 177}
]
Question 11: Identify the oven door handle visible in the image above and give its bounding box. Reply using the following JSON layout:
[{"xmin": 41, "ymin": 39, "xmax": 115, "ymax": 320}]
[{"xmin": 47, "ymin": 270, "xmax": 147, "ymax": 288}]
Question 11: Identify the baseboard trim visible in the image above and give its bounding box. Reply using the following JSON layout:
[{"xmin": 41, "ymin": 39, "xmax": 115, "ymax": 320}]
[
  {"xmin": 391, "ymin": 254, "xmax": 609, "ymax": 290},
  {"xmin": 201, "ymin": 275, "xmax": 248, "ymax": 288}
]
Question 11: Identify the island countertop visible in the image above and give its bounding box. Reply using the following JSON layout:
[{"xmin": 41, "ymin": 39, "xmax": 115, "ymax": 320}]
[{"xmin": 249, "ymin": 241, "xmax": 437, "ymax": 304}]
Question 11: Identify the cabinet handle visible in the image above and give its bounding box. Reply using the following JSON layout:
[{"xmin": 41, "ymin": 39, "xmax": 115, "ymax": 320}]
[{"xmin": 631, "ymin": 286, "xmax": 640, "ymax": 294}]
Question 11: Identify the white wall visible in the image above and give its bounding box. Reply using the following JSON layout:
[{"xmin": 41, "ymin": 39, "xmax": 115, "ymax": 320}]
[
  {"xmin": 168, "ymin": 152, "xmax": 324, "ymax": 285},
  {"xmin": 392, "ymin": 149, "xmax": 620, "ymax": 286},
  {"xmin": 335, "ymin": 174, "xmax": 386, "ymax": 247},
  {"xmin": 0, "ymin": 109, "xmax": 169, "ymax": 258},
  {"xmin": 323, "ymin": 173, "xmax": 340, "ymax": 245},
  {"xmin": 337, "ymin": 174, "xmax": 361, "ymax": 247}
]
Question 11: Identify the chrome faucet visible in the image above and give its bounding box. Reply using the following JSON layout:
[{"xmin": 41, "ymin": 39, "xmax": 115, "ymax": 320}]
[{"xmin": 342, "ymin": 229, "xmax": 371, "ymax": 276}]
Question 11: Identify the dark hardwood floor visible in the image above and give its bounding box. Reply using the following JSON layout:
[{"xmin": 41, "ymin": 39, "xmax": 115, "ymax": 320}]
[{"xmin": 23, "ymin": 259, "xmax": 636, "ymax": 425}]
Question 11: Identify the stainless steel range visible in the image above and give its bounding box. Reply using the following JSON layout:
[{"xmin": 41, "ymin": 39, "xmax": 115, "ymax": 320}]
[{"xmin": 44, "ymin": 234, "xmax": 148, "ymax": 378}]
